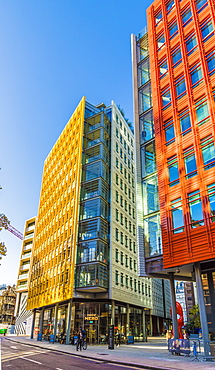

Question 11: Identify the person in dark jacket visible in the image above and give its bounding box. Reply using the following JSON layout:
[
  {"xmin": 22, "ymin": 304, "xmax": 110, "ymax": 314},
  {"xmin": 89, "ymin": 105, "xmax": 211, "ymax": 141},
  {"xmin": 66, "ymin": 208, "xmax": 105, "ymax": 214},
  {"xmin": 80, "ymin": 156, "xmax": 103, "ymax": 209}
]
[{"xmin": 76, "ymin": 329, "xmax": 83, "ymax": 351}]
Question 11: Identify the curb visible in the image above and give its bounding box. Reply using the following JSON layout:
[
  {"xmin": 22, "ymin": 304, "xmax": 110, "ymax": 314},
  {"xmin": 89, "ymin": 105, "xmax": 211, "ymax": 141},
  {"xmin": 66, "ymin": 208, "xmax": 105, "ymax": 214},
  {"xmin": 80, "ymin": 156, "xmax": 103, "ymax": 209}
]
[{"xmin": 4, "ymin": 337, "xmax": 177, "ymax": 370}]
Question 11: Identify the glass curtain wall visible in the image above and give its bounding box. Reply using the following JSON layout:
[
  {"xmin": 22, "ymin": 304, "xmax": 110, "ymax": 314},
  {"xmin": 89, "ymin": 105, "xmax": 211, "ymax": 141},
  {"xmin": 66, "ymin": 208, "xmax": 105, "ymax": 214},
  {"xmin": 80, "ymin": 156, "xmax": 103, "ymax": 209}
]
[
  {"xmin": 75, "ymin": 106, "xmax": 110, "ymax": 290},
  {"xmin": 137, "ymin": 33, "xmax": 162, "ymax": 258}
]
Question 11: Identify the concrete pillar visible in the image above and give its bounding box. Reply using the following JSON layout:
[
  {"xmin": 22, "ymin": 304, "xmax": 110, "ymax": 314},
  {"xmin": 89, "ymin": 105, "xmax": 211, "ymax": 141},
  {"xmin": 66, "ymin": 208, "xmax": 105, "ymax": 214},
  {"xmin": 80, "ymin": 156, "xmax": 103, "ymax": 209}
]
[
  {"xmin": 66, "ymin": 299, "xmax": 73, "ymax": 345},
  {"xmin": 39, "ymin": 307, "xmax": 45, "ymax": 336},
  {"xmin": 111, "ymin": 300, "xmax": 115, "ymax": 326},
  {"xmin": 194, "ymin": 263, "xmax": 210, "ymax": 359},
  {"xmin": 207, "ymin": 272, "xmax": 215, "ymax": 333},
  {"xmin": 157, "ymin": 316, "xmax": 160, "ymax": 336},
  {"xmin": 30, "ymin": 309, "xmax": 36, "ymax": 339},
  {"xmin": 149, "ymin": 314, "xmax": 153, "ymax": 336},
  {"xmin": 142, "ymin": 309, "xmax": 146, "ymax": 342},
  {"xmin": 53, "ymin": 303, "xmax": 59, "ymax": 341},
  {"xmin": 169, "ymin": 272, "xmax": 178, "ymax": 339},
  {"xmin": 126, "ymin": 303, "xmax": 130, "ymax": 336}
]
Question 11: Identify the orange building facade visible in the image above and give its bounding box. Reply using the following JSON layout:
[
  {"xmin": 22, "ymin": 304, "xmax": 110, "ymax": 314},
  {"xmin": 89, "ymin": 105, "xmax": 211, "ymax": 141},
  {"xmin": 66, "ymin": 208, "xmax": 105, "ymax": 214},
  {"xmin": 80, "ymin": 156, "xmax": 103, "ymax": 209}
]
[{"xmin": 147, "ymin": 0, "xmax": 215, "ymax": 269}]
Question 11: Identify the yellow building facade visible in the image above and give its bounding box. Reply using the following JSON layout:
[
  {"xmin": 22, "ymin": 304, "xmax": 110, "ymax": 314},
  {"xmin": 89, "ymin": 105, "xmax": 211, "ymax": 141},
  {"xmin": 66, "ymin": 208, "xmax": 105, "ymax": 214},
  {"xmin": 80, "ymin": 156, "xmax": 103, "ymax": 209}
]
[{"xmin": 27, "ymin": 97, "xmax": 85, "ymax": 310}]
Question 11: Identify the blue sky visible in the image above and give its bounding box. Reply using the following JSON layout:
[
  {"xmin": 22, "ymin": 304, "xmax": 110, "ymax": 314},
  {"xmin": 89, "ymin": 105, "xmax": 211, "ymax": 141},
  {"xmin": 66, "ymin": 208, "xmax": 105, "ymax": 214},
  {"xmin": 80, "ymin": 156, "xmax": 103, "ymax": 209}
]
[{"xmin": 0, "ymin": 0, "xmax": 152, "ymax": 284}]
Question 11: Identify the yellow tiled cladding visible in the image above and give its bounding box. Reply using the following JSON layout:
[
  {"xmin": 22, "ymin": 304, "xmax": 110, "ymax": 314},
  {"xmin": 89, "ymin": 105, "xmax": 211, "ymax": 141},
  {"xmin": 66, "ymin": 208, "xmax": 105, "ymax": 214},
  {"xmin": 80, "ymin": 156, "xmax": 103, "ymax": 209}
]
[{"xmin": 27, "ymin": 97, "xmax": 85, "ymax": 310}]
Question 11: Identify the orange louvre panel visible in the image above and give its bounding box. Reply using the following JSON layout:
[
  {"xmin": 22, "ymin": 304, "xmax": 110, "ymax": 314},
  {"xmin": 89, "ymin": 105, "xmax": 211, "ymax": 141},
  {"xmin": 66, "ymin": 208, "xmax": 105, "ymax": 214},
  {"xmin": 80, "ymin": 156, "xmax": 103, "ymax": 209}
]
[{"xmin": 147, "ymin": 0, "xmax": 215, "ymax": 269}]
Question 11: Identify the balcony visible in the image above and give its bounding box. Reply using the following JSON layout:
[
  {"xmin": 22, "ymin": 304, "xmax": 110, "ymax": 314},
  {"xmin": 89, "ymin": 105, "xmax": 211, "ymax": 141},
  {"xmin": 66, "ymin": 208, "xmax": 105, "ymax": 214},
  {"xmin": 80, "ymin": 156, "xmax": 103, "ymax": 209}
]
[
  {"xmin": 24, "ymin": 233, "xmax": 34, "ymax": 240},
  {"xmin": 25, "ymin": 225, "xmax": 35, "ymax": 233},
  {"xmin": 18, "ymin": 273, "xmax": 28, "ymax": 280},
  {"xmin": 20, "ymin": 264, "xmax": 30, "ymax": 271},
  {"xmin": 17, "ymin": 284, "xmax": 28, "ymax": 291},
  {"xmin": 23, "ymin": 243, "xmax": 33, "ymax": 251},
  {"xmin": 21, "ymin": 252, "xmax": 31, "ymax": 260}
]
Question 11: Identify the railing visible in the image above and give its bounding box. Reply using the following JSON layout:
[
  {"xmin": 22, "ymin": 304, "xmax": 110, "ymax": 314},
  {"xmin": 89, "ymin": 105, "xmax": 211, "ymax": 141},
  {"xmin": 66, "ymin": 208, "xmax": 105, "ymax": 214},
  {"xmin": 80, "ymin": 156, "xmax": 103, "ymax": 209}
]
[
  {"xmin": 24, "ymin": 233, "xmax": 34, "ymax": 240},
  {"xmin": 20, "ymin": 264, "xmax": 30, "ymax": 271},
  {"xmin": 17, "ymin": 284, "xmax": 28, "ymax": 291},
  {"xmin": 18, "ymin": 273, "xmax": 28, "ymax": 280},
  {"xmin": 25, "ymin": 225, "xmax": 35, "ymax": 232},
  {"xmin": 23, "ymin": 243, "xmax": 33, "ymax": 251},
  {"xmin": 21, "ymin": 252, "xmax": 31, "ymax": 259}
]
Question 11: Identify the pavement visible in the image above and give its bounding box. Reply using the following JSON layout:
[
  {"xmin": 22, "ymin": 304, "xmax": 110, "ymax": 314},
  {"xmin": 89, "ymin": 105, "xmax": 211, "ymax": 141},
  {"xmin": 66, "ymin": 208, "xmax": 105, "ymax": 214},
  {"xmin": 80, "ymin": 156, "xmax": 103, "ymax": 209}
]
[{"xmin": 3, "ymin": 335, "xmax": 215, "ymax": 370}]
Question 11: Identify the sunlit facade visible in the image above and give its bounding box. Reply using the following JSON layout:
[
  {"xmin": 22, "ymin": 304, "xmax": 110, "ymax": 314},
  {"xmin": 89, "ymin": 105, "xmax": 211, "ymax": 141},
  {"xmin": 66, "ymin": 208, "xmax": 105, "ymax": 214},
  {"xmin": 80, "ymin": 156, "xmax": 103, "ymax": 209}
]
[{"xmin": 27, "ymin": 98, "xmax": 170, "ymax": 343}]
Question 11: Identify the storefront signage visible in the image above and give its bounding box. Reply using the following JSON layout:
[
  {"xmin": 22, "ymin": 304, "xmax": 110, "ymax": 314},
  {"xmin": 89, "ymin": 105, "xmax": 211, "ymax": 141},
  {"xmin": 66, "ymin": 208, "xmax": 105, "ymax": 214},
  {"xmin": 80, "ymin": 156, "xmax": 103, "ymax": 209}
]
[
  {"xmin": 108, "ymin": 325, "xmax": 114, "ymax": 350},
  {"xmin": 84, "ymin": 314, "xmax": 98, "ymax": 321}
]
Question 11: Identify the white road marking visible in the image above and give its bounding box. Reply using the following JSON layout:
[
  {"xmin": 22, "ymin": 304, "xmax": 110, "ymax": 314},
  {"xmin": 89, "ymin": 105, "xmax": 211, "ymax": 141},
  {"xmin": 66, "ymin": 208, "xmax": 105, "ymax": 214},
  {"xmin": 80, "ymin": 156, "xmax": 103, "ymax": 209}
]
[
  {"xmin": 10, "ymin": 346, "xmax": 18, "ymax": 349},
  {"xmin": 20, "ymin": 357, "xmax": 42, "ymax": 365},
  {"xmin": 56, "ymin": 368, "xmax": 64, "ymax": 370}
]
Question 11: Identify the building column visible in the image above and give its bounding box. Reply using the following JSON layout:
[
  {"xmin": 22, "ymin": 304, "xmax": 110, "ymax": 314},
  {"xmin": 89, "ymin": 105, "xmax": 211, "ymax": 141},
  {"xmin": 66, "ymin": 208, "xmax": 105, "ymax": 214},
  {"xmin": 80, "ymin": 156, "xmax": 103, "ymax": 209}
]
[
  {"xmin": 149, "ymin": 314, "xmax": 153, "ymax": 336},
  {"xmin": 30, "ymin": 309, "xmax": 36, "ymax": 339},
  {"xmin": 66, "ymin": 300, "xmax": 73, "ymax": 345},
  {"xmin": 39, "ymin": 307, "xmax": 45, "ymax": 336},
  {"xmin": 53, "ymin": 303, "xmax": 59, "ymax": 342},
  {"xmin": 111, "ymin": 300, "xmax": 115, "ymax": 326},
  {"xmin": 194, "ymin": 263, "xmax": 210, "ymax": 359},
  {"xmin": 207, "ymin": 271, "xmax": 215, "ymax": 333},
  {"xmin": 126, "ymin": 304, "xmax": 130, "ymax": 336},
  {"xmin": 169, "ymin": 272, "xmax": 178, "ymax": 339},
  {"xmin": 157, "ymin": 316, "xmax": 160, "ymax": 336},
  {"xmin": 142, "ymin": 309, "xmax": 146, "ymax": 342}
]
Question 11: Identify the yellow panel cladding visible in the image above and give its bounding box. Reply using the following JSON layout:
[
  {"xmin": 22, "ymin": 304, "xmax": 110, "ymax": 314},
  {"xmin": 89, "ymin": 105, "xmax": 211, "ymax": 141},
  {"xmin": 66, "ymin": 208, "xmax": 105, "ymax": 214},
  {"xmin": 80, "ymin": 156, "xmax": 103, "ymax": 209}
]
[{"xmin": 27, "ymin": 97, "xmax": 86, "ymax": 310}]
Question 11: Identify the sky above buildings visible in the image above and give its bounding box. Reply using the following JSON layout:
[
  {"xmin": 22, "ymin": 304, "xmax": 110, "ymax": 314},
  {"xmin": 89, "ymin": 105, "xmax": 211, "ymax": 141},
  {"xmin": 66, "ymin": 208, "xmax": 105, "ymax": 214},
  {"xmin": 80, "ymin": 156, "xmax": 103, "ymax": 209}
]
[{"xmin": 0, "ymin": 0, "xmax": 152, "ymax": 285}]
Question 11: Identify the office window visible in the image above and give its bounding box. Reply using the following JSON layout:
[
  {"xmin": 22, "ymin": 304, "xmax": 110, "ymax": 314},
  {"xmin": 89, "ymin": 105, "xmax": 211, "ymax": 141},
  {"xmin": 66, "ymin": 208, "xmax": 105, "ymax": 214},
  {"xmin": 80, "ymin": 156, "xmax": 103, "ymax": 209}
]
[
  {"xmin": 169, "ymin": 21, "xmax": 178, "ymax": 38},
  {"xmin": 142, "ymin": 283, "xmax": 145, "ymax": 295},
  {"xmin": 207, "ymin": 183, "xmax": 215, "ymax": 222},
  {"xmin": 139, "ymin": 84, "xmax": 152, "ymax": 113},
  {"xmin": 129, "ymin": 221, "xmax": 132, "ymax": 232},
  {"xmin": 196, "ymin": 0, "xmax": 208, "ymax": 11},
  {"xmin": 201, "ymin": 20, "xmax": 214, "ymax": 40},
  {"xmin": 155, "ymin": 10, "xmax": 162, "ymax": 23},
  {"xmin": 121, "ymin": 273, "xmax": 124, "ymax": 286},
  {"xmin": 182, "ymin": 8, "xmax": 192, "ymax": 25},
  {"xmin": 116, "ymin": 173, "xmax": 119, "ymax": 185},
  {"xmin": 172, "ymin": 48, "xmax": 182, "ymax": 66},
  {"xmin": 116, "ymin": 114, "xmax": 119, "ymax": 123},
  {"xmin": 125, "ymin": 200, "xmax": 128, "ymax": 212},
  {"xmin": 157, "ymin": 34, "xmax": 165, "ymax": 49},
  {"xmin": 124, "ymin": 140, "xmax": 127, "ymax": 150},
  {"xmin": 186, "ymin": 34, "xmax": 197, "ymax": 54},
  {"xmin": 120, "ymin": 134, "xmax": 123, "ymax": 144},
  {"xmin": 144, "ymin": 214, "xmax": 162, "ymax": 257},
  {"xmin": 134, "ymin": 279, "xmax": 137, "ymax": 292},
  {"xmin": 116, "ymin": 158, "xmax": 119, "ymax": 168},
  {"xmin": 120, "ymin": 232, "xmax": 124, "ymax": 245},
  {"xmin": 129, "ymin": 238, "xmax": 132, "ymax": 251},
  {"xmin": 200, "ymin": 136, "xmax": 215, "ymax": 170},
  {"xmin": 183, "ymin": 146, "xmax": 197, "ymax": 178},
  {"xmin": 125, "ymin": 255, "xmax": 128, "ymax": 267},
  {"xmin": 188, "ymin": 190, "xmax": 204, "ymax": 228},
  {"xmin": 207, "ymin": 51, "xmax": 215, "ymax": 75},
  {"xmin": 190, "ymin": 64, "xmax": 203, "ymax": 86},
  {"xmin": 168, "ymin": 155, "xmax": 179, "ymax": 186},
  {"xmin": 124, "ymin": 127, "xmax": 126, "ymax": 136},
  {"xmin": 126, "ymin": 275, "xmax": 128, "ymax": 288},
  {"xmin": 143, "ymin": 175, "xmax": 159, "ymax": 214},
  {"xmin": 120, "ymin": 163, "xmax": 123, "ymax": 174},
  {"xmin": 120, "ymin": 251, "xmax": 124, "ymax": 265},
  {"xmin": 161, "ymin": 88, "xmax": 171, "ymax": 108},
  {"xmin": 115, "ymin": 228, "xmax": 119, "ymax": 241},
  {"xmin": 120, "ymin": 195, "xmax": 123, "ymax": 207},
  {"xmin": 125, "ymin": 235, "xmax": 128, "ymax": 248},
  {"xmin": 138, "ymin": 59, "xmax": 150, "ymax": 87},
  {"xmin": 195, "ymin": 98, "xmax": 209, "ymax": 125},
  {"xmin": 128, "ymin": 173, "xmax": 131, "ymax": 183},
  {"xmin": 115, "ymin": 270, "xmax": 119, "ymax": 285},
  {"xmin": 116, "ymin": 209, "xmax": 119, "ymax": 221},
  {"xmin": 179, "ymin": 109, "xmax": 191, "ymax": 134},
  {"xmin": 120, "ymin": 213, "xmax": 123, "ymax": 225},
  {"xmin": 130, "ymin": 277, "xmax": 133, "ymax": 289},
  {"xmin": 120, "ymin": 148, "xmax": 123, "ymax": 159},
  {"xmin": 142, "ymin": 142, "xmax": 156, "ymax": 175},
  {"xmin": 115, "ymin": 248, "xmax": 119, "ymax": 262},
  {"xmin": 132, "ymin": 208, "xmax": 135, "ymax": 219},
  {"xmin": 116, "ymin": 190, "xmax": 119, "ymax": 203},
  {"xmin": 171, "ymin": 198, "xmax": 184, "ymax": 233},
  {"xmin": 124, "ymin": 168, "xmax": 127, "ymax": 179},
  {"xmin": 175, "ymin": 77, "xmax": 186, "ymax": 98},
  {"xmin": 125, "ymin": 217, "xmax": 128, "ymax": 228},
  {"xmin": 116, "ymin": 128, "xmax": 119, "ymax": 138},
  {"xmin": 138, "ymin": 281, "xmax": 141, "ymax": 293},
  {"xmin": 120, "ymin": 178, "xmax": 123, "ymax": 190},
  {"xmin": 116, "ymin": 142, "xmax": 119, "ymax": 153},
  {"xmin": 139, "ymin": 111, "xmax": 154, "ymax": 144},
  {"xmin": 160, "ymin": 59, "xmax": 168, "ymax": 77},
  {"xmin": 133, "ymin": 224, "xmax": 136, "ymax": 236},
  {"xmin": 166, "ymin": 0, "xmax": 174, "ymax": 12},
  {"xmin": 124, "ymin": 183, "xmax": 127, "ymax": 195},
  {"xmin": 120, "ymin": 121, "xmax": 122, "ymax": 129},
  {"xmin": 124, "ymin": 154, "xmax": 127, "ymax": 164},
  {"xmin": 130, "ymin": 257, "xmax": 133, "ymax": 270},
  {"xmin": 133, "ymin": 242, "xmax": 136, "ymax": 253}
]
